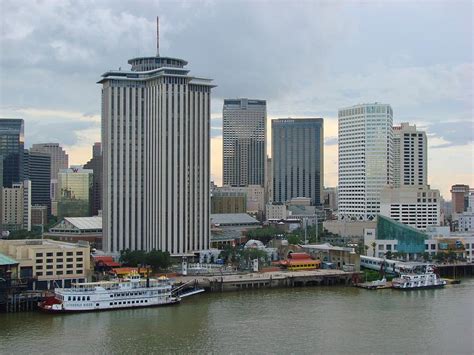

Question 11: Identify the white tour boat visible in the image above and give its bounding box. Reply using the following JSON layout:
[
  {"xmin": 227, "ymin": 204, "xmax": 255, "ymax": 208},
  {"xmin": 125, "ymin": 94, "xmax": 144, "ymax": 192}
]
[
  {"xmin": 391, "ymin": 265, "xmax": 446, "ymax": 290},
  {"xmin": 38, "ymin": 273, "xmax": 180, "ymax": 313}
]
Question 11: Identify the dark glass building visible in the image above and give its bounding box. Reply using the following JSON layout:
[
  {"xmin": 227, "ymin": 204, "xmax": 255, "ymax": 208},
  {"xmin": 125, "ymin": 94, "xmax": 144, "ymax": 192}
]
[
  {"xmin": 24, "ymin": 150, "xmax": 51, "ymax": 215},
  {"xmin": 84, "ymin": 143, "xmax": 102, "ymax": 216},
  {"xmin": 272, "ymin": 118, "xmax": 324, "ymax": 206},
  {"xmin": 0, "ymin": 119, "xmax": 24, "ymax": 187}
]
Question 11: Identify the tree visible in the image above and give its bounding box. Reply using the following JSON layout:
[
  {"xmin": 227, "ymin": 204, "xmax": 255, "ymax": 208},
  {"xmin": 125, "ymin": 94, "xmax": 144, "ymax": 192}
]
[
  {"xmin": 421, "ymin": 252, "xmax": 431, "ymax": 262},
  {"xmin": 246, "ymin": 226, "xmax": 280, "ymax": 244},
  {"xmin": 364, "ymin": 245, "xmax": 369, "ymax": 256},
  {"xmin": 219, "ymin": 245, "xmax": 237, "ymax": 263},
  {"xmin": 119, "ymin": 249, "xmax": 147, "ymax": 266},
  {"xmin": 146, "ymin": 250, "xmax": 171, "ymax": 271},
  {"xmin": 371, "ymin": 242, "xmax": 377, "ymax": 257},
  {"xmin": 6, "ymin": 229, "xmax": 40, "ymax": 240},
  {"xmin": 385, "ymin": 251, "xmax": 393, "ymax": 260},
  {"xmin": 287, "ymin": 234, "xmax": 302, "ymax": 245}
]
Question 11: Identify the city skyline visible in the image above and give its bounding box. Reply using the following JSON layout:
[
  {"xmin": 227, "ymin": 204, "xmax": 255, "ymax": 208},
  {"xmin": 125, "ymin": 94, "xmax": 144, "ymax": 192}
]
[{"xmin": 0, "ymin": 1, "xmax": 472, "ymax": 198}]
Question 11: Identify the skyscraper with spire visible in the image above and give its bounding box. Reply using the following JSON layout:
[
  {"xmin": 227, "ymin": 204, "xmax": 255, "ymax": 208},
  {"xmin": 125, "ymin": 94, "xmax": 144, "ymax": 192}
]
[{"xmin": 99, "ymin": 18, "xmax": 215, "ymax": 255}]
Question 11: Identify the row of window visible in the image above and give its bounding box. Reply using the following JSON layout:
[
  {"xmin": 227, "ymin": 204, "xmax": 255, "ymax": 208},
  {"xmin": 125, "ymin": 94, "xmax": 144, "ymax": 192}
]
[
  {"xmin": 36, "ymin": 258, "xmax": 83, "ymax": 263},
  {"xmin": 36, "ymin": 270, "xmax": 82, "ymax": 276},
  {"xmin": 36, "ymin": 251, "xmax": 83, "ymax": 257}
]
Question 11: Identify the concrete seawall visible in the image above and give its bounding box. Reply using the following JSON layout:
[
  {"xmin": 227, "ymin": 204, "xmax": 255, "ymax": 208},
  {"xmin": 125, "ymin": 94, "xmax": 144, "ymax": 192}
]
[{"xmin": 175, "ymin": 270, "xmax": 362, "ymax": 292}]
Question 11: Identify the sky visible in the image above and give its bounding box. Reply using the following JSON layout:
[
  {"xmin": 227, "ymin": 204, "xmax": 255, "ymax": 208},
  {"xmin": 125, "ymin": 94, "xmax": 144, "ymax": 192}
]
[{"xmin": 0, "ymin": 0, "xmax": 472, "ymax": 199}]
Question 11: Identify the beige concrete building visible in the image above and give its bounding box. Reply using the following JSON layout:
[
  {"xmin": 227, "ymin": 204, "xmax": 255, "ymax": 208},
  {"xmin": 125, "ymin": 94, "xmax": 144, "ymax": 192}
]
[
  {"xmin": 380, "ymin": 185, "xmax": 440, "ymax": 230},
  {"xmin": 0, "ymin": 239, "xmax": 91, "ymax": 289},
  {"xmin": 393, "ymin": 123, "xmax": 427, "ymax": 188},
  {"xmin": 266, "ymin": 203, "xmax": 287, "ymax": 220},
  {"xmin": 1, "ymin": 180, "xmax": 31, "ymax": 231},
  {"xmin": 323, "ymin": 220, "xmax": 377, "ymax": 238}
]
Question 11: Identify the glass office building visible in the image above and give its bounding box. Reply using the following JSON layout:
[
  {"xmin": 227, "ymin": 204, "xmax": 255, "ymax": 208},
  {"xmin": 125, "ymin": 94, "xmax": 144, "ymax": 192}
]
[
  {"xmin": 272, "ymin": 118, "xmax": 324, "ymax": 205},
  {"xmin": 57, "ymin": 167, "xmax": 93, "ymax": 218},
  {"xmin": 0, "ymin": 119, "xmax": 24, "ymax": 187}
]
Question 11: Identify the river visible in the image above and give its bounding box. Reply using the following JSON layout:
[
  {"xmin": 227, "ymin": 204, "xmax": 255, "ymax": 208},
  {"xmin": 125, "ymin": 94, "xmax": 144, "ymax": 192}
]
[{"xmin": 1, "ymin": 278, "xmax": 473, "ymax": 354}]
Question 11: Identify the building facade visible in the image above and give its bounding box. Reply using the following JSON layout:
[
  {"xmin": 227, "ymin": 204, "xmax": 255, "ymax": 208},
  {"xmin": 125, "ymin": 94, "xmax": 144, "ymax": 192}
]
[
  {"xmin": 57, "ymin": 167, "xmax": 93, "ymax": 218},
  {"xmin": 393, "ymin": 123, "xmax": 427, "ymax": 187},
  {"xmin": 272, "ymin": 118, "xmax": 324, "ymax": 206},
  {"xmin": 0, "ymin": 239, "xmax": 90, "ymax": 289},
  {"xmin": 0, "ymin": 119, "xmax": 24, "ymax": 188},
  {"xmin": 83, "ymin": 143, "xmax": 103, "ymax": 216},
  {"xmin": 31, "ymin": 205, "xmax": 48, "ymax": 226},
  {"xmin": 223, "ymin": 98, "xmax": 266, "ymax": 187},
  {"xmin": 24, "ymin": 150, "xmax": 51, "ymax": 215},
  {"xmin": 338, "ymin": 103, "xmax": 393, "ymax": 221},
  {"xmin": 211, "ymin": 191, "xmax": 247, "ymax": 214},
  {"xmin": 1, "ymin": 180, "xmax": 31, "ymax": 231},
  {"xmin": 30, "ymin": 143, "xmax": 68, "ymax": 201},
  {"xmin": 451, "ymin": 184, "xmax": 470, "ymax": 215},
  {"xmin": 380, "ymin": 185, "xmax": 440, "ymax": 230},
  {"xmin": 99, "ymin": 22, "xmax": 214, "ymax": 255}
]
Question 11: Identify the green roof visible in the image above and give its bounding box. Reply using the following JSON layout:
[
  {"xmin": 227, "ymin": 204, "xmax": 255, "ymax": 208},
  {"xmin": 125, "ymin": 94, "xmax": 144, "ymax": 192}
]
[{"xmin": 0, "ymin": 252, "xmax": 19, "ymax": 266}]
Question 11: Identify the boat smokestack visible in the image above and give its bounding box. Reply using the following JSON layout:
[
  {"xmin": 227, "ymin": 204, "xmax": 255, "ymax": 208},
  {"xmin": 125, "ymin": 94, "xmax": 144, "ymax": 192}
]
[{"xmin": 156, "ymin": 16, "xmax": 160, "ymax": 57}]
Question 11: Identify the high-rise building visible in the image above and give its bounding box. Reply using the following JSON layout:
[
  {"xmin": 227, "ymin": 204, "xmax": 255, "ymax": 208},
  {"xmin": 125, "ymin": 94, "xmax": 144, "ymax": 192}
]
[
  {"xmin": 451, "ymin": 184, "xmax": 470, "ymax": 214},
  {"xmin": 380, "ymin": 185, "xmax": 440, "ymax": 230},
  {"xmin": 0, "ymin": 119, "xmax": 24, "ymax": 187},
  {"xmin": 393, "ymin": 123, "xmax": 427, "ymax": 187},
  {"xmin": 338, "ymin": 103, "xmax": 393, "ymax": 221},
  {"xmin": 99, "ymin": 18, "xmax": 214, "ymax": 255},
  {"xmin": 223, "ymin": 98, "xmax": 266, "ymax": 187},
  {"xmin": 264, "ymin": 156, "xmax": 272, "ymax": 204},
  {"xmin": 84, "ymin": 143, "xmax": 102, "ymax": 216},
  {"xmin": 30, "ymin": 143, "xmax": 68, "ymax": 201},
  {"xmin": 57, "ymin": 167, "xmax": 93, "ymax": 218},
  {"xmin": 272, "ymin": 118, "xmax": 324, "ymax": 206},
  {"xmin": 24, "ymin": 150, "xmax": 51, "ymax": 215},
  {"xmin": 1, "ymin": 180, "xmax": 31, "ymax": 231}
]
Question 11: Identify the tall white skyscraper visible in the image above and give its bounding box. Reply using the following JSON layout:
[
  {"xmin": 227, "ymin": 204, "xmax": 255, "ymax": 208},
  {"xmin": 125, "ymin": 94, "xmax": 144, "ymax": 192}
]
[
  {"xmin": 99, "ymin": 18, "xmax": 215, "ymax": 255},
  {"xmin": 338, "ymin": 103, "xmax": 393, "ymax": 221},
  {"xmin": 223, "ymin": 98, "xmax": 266, "ymax": 187},
  {"xmin": 393, "ymin": 123, "xmax": 427, "ymax": 187}
]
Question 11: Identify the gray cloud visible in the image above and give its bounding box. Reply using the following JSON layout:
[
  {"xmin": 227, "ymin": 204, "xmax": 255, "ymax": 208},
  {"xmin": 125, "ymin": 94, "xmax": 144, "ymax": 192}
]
[
  {"xmin": 0, "ymin": 0, "xmax": 472, "ymax": 154},
  {"xmin": 427, "ymin": 121, "xmax": 474, "ymax": 148}
]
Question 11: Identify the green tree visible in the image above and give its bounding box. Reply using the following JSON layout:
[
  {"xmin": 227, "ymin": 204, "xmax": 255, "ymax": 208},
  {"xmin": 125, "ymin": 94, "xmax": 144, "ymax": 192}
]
[
  {"xmin": 385, "ymin": 251, "xmax": 393, "ymax": 260},
  {"xmin": 245, "ymin": 226, "xmax": 281, "ymax": 244},
  {"xmin": 219, "ymin": 245, "xmax": 237, "ymax": 263},
  {"xmin": 7, "ymin": 229, "xmax": 40, "ymax": 240},
  {"xmin": 287, "ymin": 234, "xmax": 302, "ymax": 245},
  {"xmin": 146, "ymin": 250, "xmax": 171, "ymax": 271},
  {"xmin": 119, "ymin": 249, "xmax": 147, "ymax": 266}
]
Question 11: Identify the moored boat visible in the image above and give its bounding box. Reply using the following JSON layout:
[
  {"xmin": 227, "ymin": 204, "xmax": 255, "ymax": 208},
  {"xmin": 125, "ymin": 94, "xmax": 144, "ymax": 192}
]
[
  {"xmin": 392, "ymin": 265, "xmax": 446, "ymax": 290},
  {"xmin": 38, "ymin": 273, "xmax": 180, "ymax": 313}
]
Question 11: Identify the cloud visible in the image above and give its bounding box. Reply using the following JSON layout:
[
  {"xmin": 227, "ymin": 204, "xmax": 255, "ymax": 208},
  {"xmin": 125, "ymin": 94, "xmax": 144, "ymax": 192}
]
[{"xmin": 427, "ymin": 121, "xmax": 474, "ymax": 148}]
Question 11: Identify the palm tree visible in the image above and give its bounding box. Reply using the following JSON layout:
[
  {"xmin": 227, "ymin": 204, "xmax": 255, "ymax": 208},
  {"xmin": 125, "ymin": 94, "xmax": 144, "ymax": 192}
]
[{"xmin": 371, "ymin": 242, "xmax": 377, "ymax": 257}]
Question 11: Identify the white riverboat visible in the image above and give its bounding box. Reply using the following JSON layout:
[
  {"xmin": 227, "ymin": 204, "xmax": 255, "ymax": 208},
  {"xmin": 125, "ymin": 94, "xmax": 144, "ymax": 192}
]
[
  {"xmin": 39, "ymin": 273, "xmax": 179, "ymax": 312},
  {"xmin": 392, "ymin": 265, "xmax": 446, "ymax": 290}
]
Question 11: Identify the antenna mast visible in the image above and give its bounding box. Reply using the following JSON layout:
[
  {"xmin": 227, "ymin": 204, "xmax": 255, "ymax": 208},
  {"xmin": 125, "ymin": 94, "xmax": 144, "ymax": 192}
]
[{"xmin": 156, "ymin": 16, "xmax": 160, "ymax": 57}]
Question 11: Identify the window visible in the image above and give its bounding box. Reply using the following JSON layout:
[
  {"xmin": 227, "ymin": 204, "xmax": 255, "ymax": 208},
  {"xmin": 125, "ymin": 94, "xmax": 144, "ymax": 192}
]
[
  {"xmin": 56, "ymin": 252, "xmax": 63, "ymax": 256},
  {"xmin": 36, "ymin": 265, "xmax": 43, "ymax": 270},
  {"xmin": 46, "ymin": 271, "xmax": 53, "ymax": 275},
  {"xmin": 67, "ymin": 264, "xmax": 73, "ymax": 269},
  {"xmin": 56, "ymin": 258, "xmax": 63, "ymax": 263},
  {"xmin": 36, "ymin": 253, "xmax": 43, "ymax": 257},
  {"xmin": 36, "ymin": 272, "xmax": 43, "ymax": 276},
  {"xmin": 46, "ymin": 265, "xmax": 53, "ymax": 269},
  {"xmin": 46, "ymin": 252, "xmax": 53, "ymax": 257},
  {"xmin": 56, "ymin": 271, "xmax": 63, "ymax": 275},
  {"xmin": 46, "ymin": 259, "xmax": 53, "ymax": 263},
  {"xmin": 67, "ymin": 252, "xmax": 73, "ymax": 256},
  {"xmin": 36, "ymin": 259, "xmax": 43, "ymax": 263}
]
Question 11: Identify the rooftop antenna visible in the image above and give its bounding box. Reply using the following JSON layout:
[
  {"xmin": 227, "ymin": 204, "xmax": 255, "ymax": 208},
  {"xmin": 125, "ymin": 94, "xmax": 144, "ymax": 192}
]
[{"xmin": 156, "ymin": 16, "xmax": 160, "ymax": 57}]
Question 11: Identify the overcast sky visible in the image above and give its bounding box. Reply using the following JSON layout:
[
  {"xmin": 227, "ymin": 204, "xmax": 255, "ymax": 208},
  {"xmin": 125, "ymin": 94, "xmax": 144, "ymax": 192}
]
[{"xmin": 0, "ymin": 0, "xmax": 472, "ymax": 198}]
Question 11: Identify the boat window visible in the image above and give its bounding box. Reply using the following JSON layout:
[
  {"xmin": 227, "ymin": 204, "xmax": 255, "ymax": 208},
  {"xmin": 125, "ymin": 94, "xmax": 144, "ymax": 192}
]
[
  {"xmin": 73, "ymin": 296, "xmax": 76, "ymax": 301},
  {"xmin": 110, "ymin": 302, "xmax": 113, "ymax": 306},
  {"xmin": 68, "ymin": 296, "xmax": 71, "ymax": 301},
  {"xmin": 96, "ymin": 303, "xmax": 99, "ymax": 307},
  {"xmin": 110, "ymin": 295, "xmax": 113, "ymax": 298},
  {"xmin": 87, "ymin": 296, "xmax": 90, "ymax": 301}
]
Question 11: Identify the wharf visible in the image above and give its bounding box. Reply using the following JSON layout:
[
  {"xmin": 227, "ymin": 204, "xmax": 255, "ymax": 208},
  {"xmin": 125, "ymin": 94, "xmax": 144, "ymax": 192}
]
[{"xmin": 175, "ymin": 269, "xmax": 362, "ymax": 292}]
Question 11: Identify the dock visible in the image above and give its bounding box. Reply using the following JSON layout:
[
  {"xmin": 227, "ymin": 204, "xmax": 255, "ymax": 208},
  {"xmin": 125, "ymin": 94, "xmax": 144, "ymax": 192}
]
[{"xmin": 175, "ymin": 269, "xmax": 362, "ymax": 292}]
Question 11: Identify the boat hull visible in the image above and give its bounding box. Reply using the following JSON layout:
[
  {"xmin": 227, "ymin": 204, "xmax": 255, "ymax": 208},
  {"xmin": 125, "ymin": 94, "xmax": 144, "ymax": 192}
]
[
  {"xmin": 392, "ymin": 283, "xmax": 446, "ymax": 290},
  {"xmin": 38, "ymin": 298, "xmax": 180, "ymax": 314}
]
